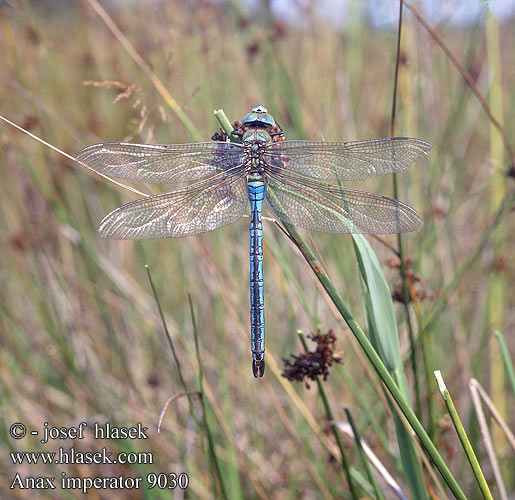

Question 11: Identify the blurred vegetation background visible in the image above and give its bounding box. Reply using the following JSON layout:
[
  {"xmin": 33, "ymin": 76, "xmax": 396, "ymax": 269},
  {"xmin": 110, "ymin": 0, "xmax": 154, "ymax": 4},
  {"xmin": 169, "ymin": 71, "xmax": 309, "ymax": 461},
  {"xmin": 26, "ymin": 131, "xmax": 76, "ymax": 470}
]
[{"xmin": 0, "ymin": 0, "xmax": 513, "ymax": 498}]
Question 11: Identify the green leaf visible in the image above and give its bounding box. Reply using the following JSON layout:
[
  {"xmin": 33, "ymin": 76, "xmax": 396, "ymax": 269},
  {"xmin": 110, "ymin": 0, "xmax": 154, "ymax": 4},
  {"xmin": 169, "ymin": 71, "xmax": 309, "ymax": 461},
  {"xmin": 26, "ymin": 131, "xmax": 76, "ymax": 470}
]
[
  {"xmin": 353, "ymin": 234, "xmax": 427, "ymax": 500},
  {"xmin": 352, "ymin": 234, "xmax": 402, "ymax": 371}
]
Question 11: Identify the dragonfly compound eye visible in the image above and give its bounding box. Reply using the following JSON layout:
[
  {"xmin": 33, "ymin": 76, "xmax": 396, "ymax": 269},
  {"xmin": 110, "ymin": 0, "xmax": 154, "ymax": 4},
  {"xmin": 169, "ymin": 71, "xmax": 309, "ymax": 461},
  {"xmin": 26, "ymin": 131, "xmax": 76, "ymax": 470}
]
[
  {"xmin": 251, "ymin": 105, "xmax": 268, "ymax": 114},
  {"xmin": 242, "ymin": 106, "xmax": 276, "ymax": 129}
]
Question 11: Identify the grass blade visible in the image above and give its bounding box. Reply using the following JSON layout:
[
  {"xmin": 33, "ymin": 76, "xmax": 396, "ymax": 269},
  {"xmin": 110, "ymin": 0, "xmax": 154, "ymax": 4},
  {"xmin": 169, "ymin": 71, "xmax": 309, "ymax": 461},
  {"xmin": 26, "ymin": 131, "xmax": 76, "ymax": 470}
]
[
  {"xmin": 188, "ymin": 294, "xmax": 231, "ymax": 500},
  {"xmin": 145, "ymin": 265, "xmax": 198, "ymax": 421},
  {"xmin": 146, "ymin": 266, "xmax": 228, "ymax": 497},
  {"xmin": 284, "ymin": 221, "xmax": 466, "ymax": 500},
  {"xmin": 390, "ymin": 0, "xmax": 422, "ymax": 421},
  {"xmin": 469, "ymin": 379, "xmax": 510, "ymax": 500},
  {"xmin": 345, "ymin": 408, "xmax": 386, "ymax": 500},
  {"xmin": 86, "ymin": 0, "xmax": 203, "ymax": 142},
  {"xmin": 493, "ymin": 331, "xmax": 515, "ymax": 399},
  {"xmin": 352, "ymin": 235, "xmax": 402, "ymax": 371},
  {"xmin": 435, "ymin": 371, "xmax": 494, "ymax": 500}
]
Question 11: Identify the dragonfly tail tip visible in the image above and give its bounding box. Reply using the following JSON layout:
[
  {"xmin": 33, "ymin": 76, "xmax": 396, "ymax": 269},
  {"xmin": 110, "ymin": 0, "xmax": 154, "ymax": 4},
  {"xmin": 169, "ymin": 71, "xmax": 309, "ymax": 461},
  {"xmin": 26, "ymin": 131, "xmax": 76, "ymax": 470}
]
[{"xmin": 252, "ymin": 360, "xmax": 265, "ymax": 378}]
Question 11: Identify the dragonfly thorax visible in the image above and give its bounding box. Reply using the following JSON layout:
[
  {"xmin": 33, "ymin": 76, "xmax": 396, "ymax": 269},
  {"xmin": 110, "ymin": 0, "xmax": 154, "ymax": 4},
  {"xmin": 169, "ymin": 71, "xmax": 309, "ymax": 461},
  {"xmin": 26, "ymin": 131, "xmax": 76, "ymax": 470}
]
[
  {"xmin": 242, "ymin": 131, "xmax": 270, "ymax": 175},
  {"xmin": 247, "ymin": 171, "xmax": 265, "ymax": 184}
]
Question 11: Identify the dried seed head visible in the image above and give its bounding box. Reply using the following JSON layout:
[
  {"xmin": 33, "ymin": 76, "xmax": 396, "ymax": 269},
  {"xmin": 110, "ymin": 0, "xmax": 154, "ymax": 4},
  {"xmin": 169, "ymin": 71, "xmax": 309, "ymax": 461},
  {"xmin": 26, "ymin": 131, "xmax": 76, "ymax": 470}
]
[{"xmin": 282, "ymin": 330, "xmax": 343, "ymax": 387}]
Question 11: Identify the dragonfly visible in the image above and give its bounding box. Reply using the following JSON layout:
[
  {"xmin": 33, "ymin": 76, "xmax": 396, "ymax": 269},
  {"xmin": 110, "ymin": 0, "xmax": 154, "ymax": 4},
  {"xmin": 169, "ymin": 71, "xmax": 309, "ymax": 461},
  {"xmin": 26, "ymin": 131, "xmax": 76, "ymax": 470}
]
[{"xmin": 76, "ymin": 105, "xmax": 431, "ymax": 378}]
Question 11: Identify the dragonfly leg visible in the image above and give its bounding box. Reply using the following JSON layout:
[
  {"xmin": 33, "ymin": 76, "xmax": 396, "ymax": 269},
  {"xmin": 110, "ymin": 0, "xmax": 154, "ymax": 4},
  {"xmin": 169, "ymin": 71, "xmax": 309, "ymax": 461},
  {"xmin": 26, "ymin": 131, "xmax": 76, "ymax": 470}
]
[
  {"xmin": 269, "ymin": 121, "xmax": 284, "ymax": 138},
  {"xmin": 252, "ymin": 358, "xmax": 265, "ymax": 378}
]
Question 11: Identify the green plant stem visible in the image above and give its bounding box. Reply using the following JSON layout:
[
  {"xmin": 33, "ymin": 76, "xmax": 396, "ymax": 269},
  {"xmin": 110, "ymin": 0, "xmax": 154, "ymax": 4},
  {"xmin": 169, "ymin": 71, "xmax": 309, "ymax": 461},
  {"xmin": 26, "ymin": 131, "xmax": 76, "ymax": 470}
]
[
  {"xmin": 418, "ymin": 317, "xmax": 435, "ymax": 436},
  {"xmin": 188, "ymin": 294, "xmax": 229, "ymax": 500},
  {"xmin": 494, "ymin": 330, "xmax": 515, "ymax": 400},
  {"xmin": 283, "ymin": 222, "xmax": 467, "ymax": 500},
  {"xmin": 214, "ymin": 109, "xmax": 236, "ymax": 138},
  {"xmin": 419, "ymin": 190, "xmax": 515, "ymax": 338},
  {"xmin": 434, "ymin": 371, "xmax": 494, "ymax": 500},
  {"xmin": 396, "ymin": 229, "xmax": 422, "ymax": 413},
  {"xmin": 214, "ymin": 109, "xmax": 240, "ymax": 142},
  {"xmin": 146, "ymin": 267, "xmax": 220, "ymax": 493},
  {"xmin": 298, "ymin": 333, "xmax": 359, "ymax": 500},
  {"xmin": 390, "ymin": 0, "xmax": 422, "ymax": 422},
  {"xmin": 145, "ymin": 265, "xmax": 198, "ymax": 423},
  {"xmin": 345, "ymin": 408, "xmax": 385, "ymax": 500}
]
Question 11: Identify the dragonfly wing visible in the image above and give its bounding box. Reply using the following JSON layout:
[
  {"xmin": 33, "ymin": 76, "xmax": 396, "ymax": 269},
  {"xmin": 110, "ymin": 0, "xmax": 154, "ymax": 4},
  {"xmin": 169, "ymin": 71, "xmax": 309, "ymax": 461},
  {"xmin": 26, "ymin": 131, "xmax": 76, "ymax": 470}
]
[
  {"xmin": 76, "ymin": 142, "xmax": 245, "ymax": 184},
  {"xmin": 264, "ymin": 138, "xmax": 431, "ymax": 181},
  {"xmin": 99, "ymin": 175, "xmax": 248, "ymax": 239},
  {"xmin": 265, "ymin": 173, "xmax": 422, "ymax": 234}
]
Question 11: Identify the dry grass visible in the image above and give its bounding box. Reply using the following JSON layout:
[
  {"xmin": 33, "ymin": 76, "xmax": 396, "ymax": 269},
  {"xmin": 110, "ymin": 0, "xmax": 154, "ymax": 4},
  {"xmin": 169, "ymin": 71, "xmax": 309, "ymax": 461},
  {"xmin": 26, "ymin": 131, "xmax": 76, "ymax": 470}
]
[{"xmin": 0, "ymin": 1, "xmax": 514, "ymax": 498}]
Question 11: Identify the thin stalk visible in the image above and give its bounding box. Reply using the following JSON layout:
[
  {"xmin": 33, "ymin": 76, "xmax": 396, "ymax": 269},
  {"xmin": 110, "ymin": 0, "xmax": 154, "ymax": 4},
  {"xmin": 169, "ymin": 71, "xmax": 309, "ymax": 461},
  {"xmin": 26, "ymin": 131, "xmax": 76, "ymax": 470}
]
[
  {"xmin": 389, "ymin": 0, "xmax": 403, "ymax": 136},
  {"xmin": 390, "ymin": 0, "xmax": 423, "ymax": 421},
  {"xmin": 434, "ymin": 371, "xmax": 494, "ymax": 500},
  {"xmin": 419, "ymin": 190, "xmax": 515, "ymax": 338},
  {"xmin": 146, "ymin": 266, "xmax": 218, "ymax": 493},
  {"xmin": 493, "ymin": 331, "xmax": 515, "ymax": 400},
  {"xmin": 408, "ymin": 274, "xmax": 435, "ymax": 436},
  {"xmin": 214, "ymin": 109, "xmax": 240, "ymax": 142},
  {"xmin": 215, "ymin": 109, "xmax": 236, "ymax": 139},
  {"xmin": 402, "ymin": 0, "xmax": 515, "ymax": 166},
  {"xmin": 189, "ymin": 294, "xmax": 204, "ymax": 388},
  {"xmin": 86, "ymin": 0, "xmax": 203, "ymax": 142},
  {"xmin": 485, "ymin": 10, "xmax": 508, "ymax": 466},
  {"xmin": 214, "ymin": 108, "xmax": 467, "ymax": 499},
  {"xmin": 345, "ymin": 408, "xmax": 386, "ymax": 500},
  {"xmin": 469, "ymin": 379, "xmax": 510, "ymax": 500},
  {"xmin": 469, "ymin": 380, "xmax": 515, "ymax": 452},
  {"xmin": 402, "ymin": 191, "xmax": 515, "ymax": 377},
  {"xmin": 188, "ymin": 294, "xmax": 229, "ymax": 500},
  {"xmin": 0, "ymin": 114, "xmax": 147, "ymax": 197},
  {"xmin": 145, "ymin": 265, "xmax": 199, "ymax": 425},
  {"xmin": 298, "ymin": 333, "xmax": 359, "ymax": 500}
]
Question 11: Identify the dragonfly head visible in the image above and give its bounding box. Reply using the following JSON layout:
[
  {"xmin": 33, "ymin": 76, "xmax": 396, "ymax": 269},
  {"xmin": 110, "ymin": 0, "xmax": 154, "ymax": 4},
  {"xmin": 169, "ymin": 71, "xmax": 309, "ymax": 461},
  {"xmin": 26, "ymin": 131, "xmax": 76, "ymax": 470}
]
[{"xmin": 241, "ymin": 105, "xmax": 276, "ymax": 129}]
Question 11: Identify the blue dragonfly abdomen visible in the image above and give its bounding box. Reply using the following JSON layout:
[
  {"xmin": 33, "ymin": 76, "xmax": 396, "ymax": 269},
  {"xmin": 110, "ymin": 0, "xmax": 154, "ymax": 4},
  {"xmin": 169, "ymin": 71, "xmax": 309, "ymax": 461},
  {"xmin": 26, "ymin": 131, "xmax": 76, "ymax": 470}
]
[{"xmin": 248, "ymin": 176, "xmax": 266, "ymax": 377}]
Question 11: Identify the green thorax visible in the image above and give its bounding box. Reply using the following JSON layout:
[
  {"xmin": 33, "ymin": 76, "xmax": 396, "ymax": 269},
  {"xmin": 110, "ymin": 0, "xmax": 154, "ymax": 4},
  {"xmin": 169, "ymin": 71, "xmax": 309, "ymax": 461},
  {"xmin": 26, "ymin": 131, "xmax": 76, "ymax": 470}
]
[{"xmin": 243, "ymin": 128, "xmax": 271, "ymax": 173}]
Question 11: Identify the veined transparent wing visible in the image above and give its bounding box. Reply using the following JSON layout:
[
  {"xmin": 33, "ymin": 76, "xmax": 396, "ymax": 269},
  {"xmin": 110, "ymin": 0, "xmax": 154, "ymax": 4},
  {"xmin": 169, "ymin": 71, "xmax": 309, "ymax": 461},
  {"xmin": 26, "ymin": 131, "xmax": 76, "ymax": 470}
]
[
  {"xmin": 76, "ymin": 141, "xmax": 245, "ymax": 184},
  {"xmin": 265, "ymin": 171, "xmax": 422, "ymax": 234},
  {"xmin": 99, "ymin": 174, "xmax": 248, "ymax": 239},
  {"xmin": 264, "ymin": 137, "xmax": 431, "ymax": 181}
]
